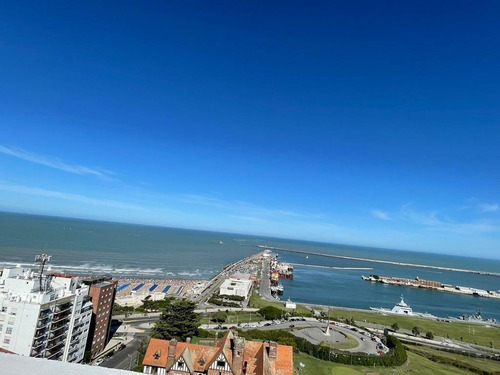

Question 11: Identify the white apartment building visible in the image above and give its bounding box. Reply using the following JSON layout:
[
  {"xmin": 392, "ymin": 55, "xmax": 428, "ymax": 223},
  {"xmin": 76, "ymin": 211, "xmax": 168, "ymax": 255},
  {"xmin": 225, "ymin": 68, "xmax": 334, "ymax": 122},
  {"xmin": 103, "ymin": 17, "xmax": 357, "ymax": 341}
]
[{"xmin": 0, "ymin": 265, "xmax": 93, "ymax": 362}]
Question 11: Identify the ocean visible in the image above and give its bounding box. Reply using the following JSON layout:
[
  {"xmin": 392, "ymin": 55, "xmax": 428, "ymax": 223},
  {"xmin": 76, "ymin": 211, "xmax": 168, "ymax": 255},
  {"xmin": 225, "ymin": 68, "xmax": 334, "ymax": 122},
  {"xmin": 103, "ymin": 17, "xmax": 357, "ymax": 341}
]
[{"xmin": 1, "ymin": 211, "xmax": 499, "ymax": 321}]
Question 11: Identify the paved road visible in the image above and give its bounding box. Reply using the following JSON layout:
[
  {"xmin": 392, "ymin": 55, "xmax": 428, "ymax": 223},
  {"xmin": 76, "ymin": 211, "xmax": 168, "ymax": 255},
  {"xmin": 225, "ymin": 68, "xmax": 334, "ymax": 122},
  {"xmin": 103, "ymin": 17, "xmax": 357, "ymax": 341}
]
[
  {"xmin": 201, "ymin": 318, "xmax": 386, "ymax": 355},
  {"xmin": 196, "ymin": 252, "xmax": 263, "ymax": 309},
  {"xmin": 259, "ymin": 258, "xmax": 273, "ymax": 301},
  {"xmin": 100, "ymin": 317, "xmax": 154, "ymax": 370}
]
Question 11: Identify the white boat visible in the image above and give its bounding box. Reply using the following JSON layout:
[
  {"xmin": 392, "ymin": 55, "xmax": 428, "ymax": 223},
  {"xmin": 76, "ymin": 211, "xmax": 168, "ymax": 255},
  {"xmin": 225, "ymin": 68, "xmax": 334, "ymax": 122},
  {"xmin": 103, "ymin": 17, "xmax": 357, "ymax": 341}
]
[{"xmin": 370, "ymin": 296, "xmax": 436, "ymax": 318}]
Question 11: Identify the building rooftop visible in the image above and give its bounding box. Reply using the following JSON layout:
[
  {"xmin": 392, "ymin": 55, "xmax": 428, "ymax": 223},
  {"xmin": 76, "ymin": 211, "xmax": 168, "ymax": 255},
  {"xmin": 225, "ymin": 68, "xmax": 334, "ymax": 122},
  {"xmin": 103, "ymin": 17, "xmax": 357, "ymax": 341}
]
[
  {"xmin": 143, "ymin": 330, "xmax": 293, "ymax": 375},
  {"xmin": 0, "ymin": 353, "xmax": 135, "ymax": 374}
]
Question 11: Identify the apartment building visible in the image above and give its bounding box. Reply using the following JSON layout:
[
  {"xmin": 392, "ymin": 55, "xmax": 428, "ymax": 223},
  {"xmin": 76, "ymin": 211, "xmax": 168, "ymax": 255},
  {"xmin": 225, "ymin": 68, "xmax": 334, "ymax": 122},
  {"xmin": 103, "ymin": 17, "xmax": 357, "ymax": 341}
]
[
  {"xmin": 0, "ymin": 265, "xmax": 93, "ymax": 362},
  {"xmin": 83, "ymin": 276, "xmax": 117, "ymax": 358}
]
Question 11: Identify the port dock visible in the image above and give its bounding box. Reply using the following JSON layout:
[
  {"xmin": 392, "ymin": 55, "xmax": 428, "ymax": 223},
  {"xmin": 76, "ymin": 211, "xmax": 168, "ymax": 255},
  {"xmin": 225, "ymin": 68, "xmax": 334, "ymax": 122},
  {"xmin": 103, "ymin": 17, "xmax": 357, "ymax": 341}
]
[{"xmin": 362, "ymin": 275, "xmax": 500, "ymax": 299}]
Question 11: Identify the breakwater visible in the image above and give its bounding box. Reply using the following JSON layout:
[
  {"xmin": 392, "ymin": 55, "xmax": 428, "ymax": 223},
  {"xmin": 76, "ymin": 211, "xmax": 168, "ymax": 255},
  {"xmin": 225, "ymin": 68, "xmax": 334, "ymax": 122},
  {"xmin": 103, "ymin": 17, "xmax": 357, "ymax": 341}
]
[
  {"xmin": 258, "ymin": 245, "xmax": 500, "ymax": 277},
  {"xmin": 291, "ymin": 263, "xmax": 372, "ymax": 271}
]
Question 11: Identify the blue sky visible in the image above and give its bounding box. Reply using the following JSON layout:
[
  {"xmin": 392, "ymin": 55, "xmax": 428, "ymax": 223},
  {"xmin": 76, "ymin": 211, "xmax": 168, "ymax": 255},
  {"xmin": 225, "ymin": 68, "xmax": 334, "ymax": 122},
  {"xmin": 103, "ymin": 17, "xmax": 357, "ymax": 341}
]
[{"xmin": 1, "ymin": 1, "xmax": 500, "ymax": 259}]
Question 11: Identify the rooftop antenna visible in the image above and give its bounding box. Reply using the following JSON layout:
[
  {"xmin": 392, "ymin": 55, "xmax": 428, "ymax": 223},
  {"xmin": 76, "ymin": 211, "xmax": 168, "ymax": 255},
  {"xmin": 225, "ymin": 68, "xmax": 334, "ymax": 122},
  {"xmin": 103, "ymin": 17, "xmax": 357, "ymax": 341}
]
[{"xmin": 34, "ymin": 254, "xmax": 52, "ymax": 292}]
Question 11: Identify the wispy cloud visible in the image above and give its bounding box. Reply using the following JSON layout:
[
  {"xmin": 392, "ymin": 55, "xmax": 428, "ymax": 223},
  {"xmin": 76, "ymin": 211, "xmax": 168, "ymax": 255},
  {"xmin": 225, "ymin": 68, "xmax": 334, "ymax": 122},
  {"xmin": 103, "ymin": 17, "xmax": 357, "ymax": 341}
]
[
  {"xmin": 401, "ymin": 203, "xmax": 499, "ymax": 234},
  {"xmin": 0, "ymin": 145, "xmax": 115, "ymax": 180},
  {"xmin": 0, "ymin": 182, "xmax": 142, "ymax": 211},
  {"xmin": 461, "ymin": 198, "xmax": 499, "ymax": 214},
  {"xmin": 371, "ymin": 209, "xmax": 391, "ymax": 221},
  {"xmin": 179, "ymin": 193, "xmax": 322, "ymax": 220},
  {"xmin": 479, "ymin": 203, "xmax": 499, "ymax": 213}
]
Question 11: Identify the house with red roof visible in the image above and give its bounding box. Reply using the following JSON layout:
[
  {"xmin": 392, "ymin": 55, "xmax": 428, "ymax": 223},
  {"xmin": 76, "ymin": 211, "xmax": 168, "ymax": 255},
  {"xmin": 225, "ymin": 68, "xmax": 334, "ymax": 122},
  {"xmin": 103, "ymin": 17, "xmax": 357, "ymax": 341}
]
[{"xmin": 142, "ymin": 330, "xmax": 293, "ymax": 375}]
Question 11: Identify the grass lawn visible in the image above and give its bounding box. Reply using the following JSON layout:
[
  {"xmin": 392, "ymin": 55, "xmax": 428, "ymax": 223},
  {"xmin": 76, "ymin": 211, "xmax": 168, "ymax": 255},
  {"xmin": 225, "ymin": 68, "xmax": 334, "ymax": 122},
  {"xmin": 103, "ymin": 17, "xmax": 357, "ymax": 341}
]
[
  {"xmin": 249, "ymin": 291, "xmax": 313, "ymax": 316},
  {"xmin": 199, "ymin": 311, "xmax": 264, "ymax": 325},
  {"xmin": 326, "ymin": 307, "xmax": 499, "ymax": 348},
  {"xmin": 319, "ymin": 331, "xmax": 359, "ymax": 350},
  {"xmin": 293, "ymin": 351, "xmax": 475, "ymax": 375},
  {"xmin": 249, "ymin": 292, "xmax": 499, "ymax": 348},
  {"xmin": 225, "ymin": 311, "xmax": 265, "ymax": 324},
  {"xmin": 406, "ymin": 344, "xmax": 500, "ymax": 373}
]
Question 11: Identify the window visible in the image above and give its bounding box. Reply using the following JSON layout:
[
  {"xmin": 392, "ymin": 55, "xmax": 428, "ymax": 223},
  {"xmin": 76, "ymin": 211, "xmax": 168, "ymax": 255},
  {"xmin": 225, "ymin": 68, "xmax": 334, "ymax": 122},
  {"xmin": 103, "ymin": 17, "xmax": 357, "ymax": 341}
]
[
  {"xmin": 3, "ymin": 338, "xmax": 9, "ymax": 344},
  {"xmin": 6, "ymin": 327, "xmax": 12, "ymax": 335},
  {"xmin": 217, "ymin": 360, "xmax": 225, "ymax": 367}
]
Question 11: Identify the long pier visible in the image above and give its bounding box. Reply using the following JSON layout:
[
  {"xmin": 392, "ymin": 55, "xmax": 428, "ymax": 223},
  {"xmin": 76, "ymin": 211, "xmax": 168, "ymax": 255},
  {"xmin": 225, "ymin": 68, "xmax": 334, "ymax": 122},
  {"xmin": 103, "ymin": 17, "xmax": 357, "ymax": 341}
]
[
  {"xmin": 258, "ymin": 246, "xmax": 500, "ymax": 277},
  {"xmin": 290, "ymin": 263, "xmax": 372, "ymax": 271}
]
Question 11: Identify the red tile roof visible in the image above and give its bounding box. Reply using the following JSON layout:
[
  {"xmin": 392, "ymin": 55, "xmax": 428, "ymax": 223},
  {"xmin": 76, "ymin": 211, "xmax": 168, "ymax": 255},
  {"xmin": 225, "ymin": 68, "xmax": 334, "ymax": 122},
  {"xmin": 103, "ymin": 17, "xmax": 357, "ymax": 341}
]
[{"xmin": 143, "ymin": 331, "xmax": 293, "ymax": 375}]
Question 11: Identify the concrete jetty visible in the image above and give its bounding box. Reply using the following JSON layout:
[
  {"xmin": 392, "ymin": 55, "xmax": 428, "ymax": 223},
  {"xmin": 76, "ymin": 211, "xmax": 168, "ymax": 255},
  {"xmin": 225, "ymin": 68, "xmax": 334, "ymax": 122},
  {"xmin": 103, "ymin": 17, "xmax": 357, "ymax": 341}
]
[
  {"xmin": 290, "ymin": 263, "xmax": 372, "ymax": 271},
  {"xmin": 258, "ymin": 245, "xmax": 500, "ymax": 277},
  {"xmin": 361, "ymin": 275, "xmax": 500, "ymax": 299}
]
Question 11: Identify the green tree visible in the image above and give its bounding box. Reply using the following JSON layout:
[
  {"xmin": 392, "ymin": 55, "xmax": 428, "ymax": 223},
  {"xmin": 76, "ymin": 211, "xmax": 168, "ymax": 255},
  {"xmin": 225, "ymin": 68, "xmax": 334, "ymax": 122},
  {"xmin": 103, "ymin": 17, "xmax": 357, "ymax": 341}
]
[
  {"xmin": 391, "ymin": 322, "xmax": 399, "ymax": 331},
  {"xmin": 83, "ymin": 351, "xmax": 92, "ymax": 364},
  {"xmin": 258, "ymin": 306, "xmax": 283, "ymax": 320},
  {"xmin": 152, "ymin": 298, "xmax": 199, "ymax": 342},
  {"xmin": 411, "ymin": 326, "xmax": 420, "ymax": 336},
  {"xmin": 425, "ymin": 331, "xmax": 434, "ymax": 340},
  {"xmin": 210, "ymin": 311, "xmax": 227, "ymax": 323}
]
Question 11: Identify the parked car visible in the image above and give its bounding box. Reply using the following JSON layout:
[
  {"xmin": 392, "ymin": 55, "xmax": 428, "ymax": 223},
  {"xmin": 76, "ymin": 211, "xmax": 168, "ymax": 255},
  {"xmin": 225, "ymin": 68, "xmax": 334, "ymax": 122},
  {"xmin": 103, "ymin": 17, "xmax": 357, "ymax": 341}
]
[{"xmin": 93, "ymin": 358, "xmax": 104, "ymax": 366}]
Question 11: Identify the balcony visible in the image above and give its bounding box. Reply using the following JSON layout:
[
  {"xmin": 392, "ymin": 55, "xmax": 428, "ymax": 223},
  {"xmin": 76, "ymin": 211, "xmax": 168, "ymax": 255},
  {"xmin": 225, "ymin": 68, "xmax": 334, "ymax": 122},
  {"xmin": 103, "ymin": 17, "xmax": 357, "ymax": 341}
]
[
  {"xmin": 68, "ymin": 344, "xmax": 80, "ymax": 354},
  {"xmin": 54, "ymin": 302, "xmax": 73, "ymax": 313},
  {"xmin": 71, "ymin": 327, "xmax": 86, "ymax": 339},
  {"xmin": 45, "ymin": 347, "xmax": 64, "ymax": 360},
  {"xmin": 34, "ymin": 329, "xmax": 47, "ymax": 340},
  {"xmin": 38, "ymin": 311, "xmax": 52, "ymax": 320},
  {"xmin": 52, "ymin": 316, "xmax": 70, "ymax": 326},
  {"xmin": 48, "ymin": 330, "xmax": 67, "ymax": 342},
  {"xmin": 37, "ymin": 319, "xmax": 49, "ymax": 328},
  {"xmin": 31, "ymin": 348, "xmax": 44, "ymax": 358},
  {"xmin": 40, "ymin": 307, "xmax": 52, "ymax": 314},
  {"xmin": 50, "ymin": 321, "xmax": 69, "ymax": 332},
  {"xmin": 46, "ymin": 340, "xmax": 65, "ymax": 352},
  {"xmin": 32, "ymin": 340, "xmax": 45, "ymax": 349},
  {"xmin": 31, "ymin": 345, "xmax": 44, "ymax": 357},
  {"xmin": 81, "ymin": 305, "xmax": 93, "ymax": 314}
]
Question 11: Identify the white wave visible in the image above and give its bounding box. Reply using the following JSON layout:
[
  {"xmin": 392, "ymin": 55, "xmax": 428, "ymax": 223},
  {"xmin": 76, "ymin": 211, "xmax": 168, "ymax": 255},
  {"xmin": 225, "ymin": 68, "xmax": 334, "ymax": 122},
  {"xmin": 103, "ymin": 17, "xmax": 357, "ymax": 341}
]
[
  {"xmin": 0, "ymin": 262, "xmax": 34, "ymax": 268},
  {"xmin": 177, "ymin": 272, "xmax": 199, "ymax": 277},
  {"xmin": 48, "ymin": 263, "xmax": 163, "ymax": 275}
]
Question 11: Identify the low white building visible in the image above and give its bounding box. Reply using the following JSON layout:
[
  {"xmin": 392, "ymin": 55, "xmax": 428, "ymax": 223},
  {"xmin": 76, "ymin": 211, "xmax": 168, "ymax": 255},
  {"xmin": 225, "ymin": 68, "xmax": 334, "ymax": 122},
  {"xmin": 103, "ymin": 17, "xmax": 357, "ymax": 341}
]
[
  {"xmin": 0, "ymin": 264, "xmax": 93, "ymax": 363},
  {"xmin": 284, "ymin": 298, "xmax": 296, "ymax": 309},
  {"xmin": 219, "ymin": 277, "xmax": 253, "ymax": 298}
]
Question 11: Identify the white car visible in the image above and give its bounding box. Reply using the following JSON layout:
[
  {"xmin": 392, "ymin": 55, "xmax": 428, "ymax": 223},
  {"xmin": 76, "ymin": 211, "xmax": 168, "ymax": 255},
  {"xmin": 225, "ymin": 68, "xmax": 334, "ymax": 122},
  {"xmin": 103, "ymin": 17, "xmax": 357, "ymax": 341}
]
[{"xmin": 94, "ymin": 358, "xmax": 104, "ymax": 366}]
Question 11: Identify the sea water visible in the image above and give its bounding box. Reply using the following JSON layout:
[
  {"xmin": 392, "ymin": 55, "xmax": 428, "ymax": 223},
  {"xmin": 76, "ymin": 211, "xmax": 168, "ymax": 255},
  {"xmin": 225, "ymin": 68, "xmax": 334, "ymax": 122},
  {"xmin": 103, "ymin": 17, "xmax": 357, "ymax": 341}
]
[{"xmin": 1, "ymin": 211, "xmax": 499, "ymax": 320}]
